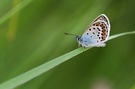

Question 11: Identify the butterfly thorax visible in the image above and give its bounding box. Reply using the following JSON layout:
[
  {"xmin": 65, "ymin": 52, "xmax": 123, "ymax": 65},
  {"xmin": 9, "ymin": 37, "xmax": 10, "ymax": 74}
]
[{"xmin": 76, "ymin": 36, "xmax": 87, "ymax": 47}]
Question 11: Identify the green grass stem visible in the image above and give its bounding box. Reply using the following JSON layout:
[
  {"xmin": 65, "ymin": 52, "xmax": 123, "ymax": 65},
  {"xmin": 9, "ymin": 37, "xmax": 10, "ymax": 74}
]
[{"xmin": 0, "ymin": 31, "xmax": 135, "ymax": 89}]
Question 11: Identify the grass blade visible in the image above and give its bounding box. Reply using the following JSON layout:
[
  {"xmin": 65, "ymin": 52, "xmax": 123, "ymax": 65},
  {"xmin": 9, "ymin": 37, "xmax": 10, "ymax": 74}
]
[
  {"xmin": 108, "ymin": 31, "xmax": 135, "ymax": 41},
  {"xmin": 0, "ymin": 31, "xmax": 135, "ymax": 89}
]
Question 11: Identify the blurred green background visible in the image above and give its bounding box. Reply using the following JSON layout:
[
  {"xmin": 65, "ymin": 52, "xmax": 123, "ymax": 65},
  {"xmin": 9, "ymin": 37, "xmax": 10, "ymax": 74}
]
[{"xmin": 0, "ymin": 0, "xmax": 135, "ymax": 89}]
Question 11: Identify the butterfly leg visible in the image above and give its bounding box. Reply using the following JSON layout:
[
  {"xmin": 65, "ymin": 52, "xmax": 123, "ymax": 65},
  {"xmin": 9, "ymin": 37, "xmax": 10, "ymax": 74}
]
[{"xmin": 78, "ymin": 43, "xmax": 80, "ymax": 47}]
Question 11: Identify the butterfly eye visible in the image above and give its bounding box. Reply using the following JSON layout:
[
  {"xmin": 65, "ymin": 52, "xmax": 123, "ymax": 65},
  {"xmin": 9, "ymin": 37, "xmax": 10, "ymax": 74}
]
[
  {"xmin": 76, "ymin": 36, "xmax": 79, "ymax": 41},
  {"xmin": 76, "ymin": 36, "xmax": 81, "ymax": 42}
]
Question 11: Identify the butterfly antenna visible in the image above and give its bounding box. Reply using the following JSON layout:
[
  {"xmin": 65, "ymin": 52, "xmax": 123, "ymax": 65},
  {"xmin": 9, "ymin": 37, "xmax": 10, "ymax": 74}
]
[{"xmin": 64, "ymin": 32, "xmax": 78, "ymax": 37}]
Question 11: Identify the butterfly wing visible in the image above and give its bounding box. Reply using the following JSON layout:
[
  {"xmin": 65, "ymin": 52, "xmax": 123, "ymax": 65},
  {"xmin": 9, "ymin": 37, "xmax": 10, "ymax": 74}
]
[{"xmin": 81, "ymin": 14, "xmax": 110, "ymax": 47}]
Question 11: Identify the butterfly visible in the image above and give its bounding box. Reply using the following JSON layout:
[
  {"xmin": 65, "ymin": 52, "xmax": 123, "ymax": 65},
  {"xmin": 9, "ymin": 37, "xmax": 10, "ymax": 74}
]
[{"xmin": 65, "ymin": 14, "xmax": 110, "ymax": 48}]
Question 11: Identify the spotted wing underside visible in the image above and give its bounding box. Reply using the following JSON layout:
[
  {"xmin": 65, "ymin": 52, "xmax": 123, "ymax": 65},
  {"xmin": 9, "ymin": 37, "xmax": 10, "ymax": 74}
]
[{"xmin": 82, "ymin": 14, "xmax": 110, "ymax": 44}]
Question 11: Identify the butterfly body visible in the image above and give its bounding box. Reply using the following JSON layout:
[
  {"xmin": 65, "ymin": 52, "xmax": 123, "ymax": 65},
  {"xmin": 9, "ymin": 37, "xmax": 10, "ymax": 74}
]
[{"xmin": 76, "ymin": 14, "xmax": 110, "ymax": 48}]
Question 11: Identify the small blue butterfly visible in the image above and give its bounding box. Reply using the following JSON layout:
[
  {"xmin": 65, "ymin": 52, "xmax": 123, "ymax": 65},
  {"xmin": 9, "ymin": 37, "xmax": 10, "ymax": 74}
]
[{"xmin": 65, "ymin": 14, "xmax": 110, "ymax": 48}]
